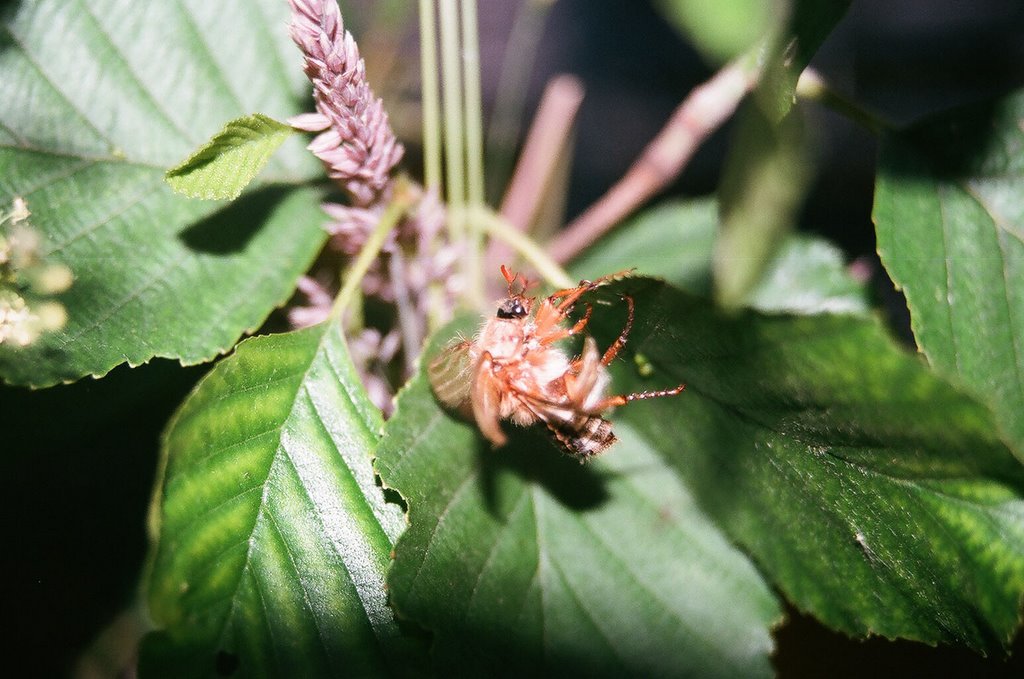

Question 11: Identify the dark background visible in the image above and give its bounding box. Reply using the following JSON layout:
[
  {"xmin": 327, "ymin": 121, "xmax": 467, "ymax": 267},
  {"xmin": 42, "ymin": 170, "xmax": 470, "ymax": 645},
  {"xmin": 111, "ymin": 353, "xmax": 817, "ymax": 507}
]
[{"xmin": 4, "ymin": 0, "xmax": 1024, "ymax": 676}]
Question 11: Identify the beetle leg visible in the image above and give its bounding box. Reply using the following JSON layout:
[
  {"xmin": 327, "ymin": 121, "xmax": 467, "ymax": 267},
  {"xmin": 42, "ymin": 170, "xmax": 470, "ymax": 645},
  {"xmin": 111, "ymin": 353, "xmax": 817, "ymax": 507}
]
[
  {"xmin": 600, "ymin": 294, "xmax": 635, "ymax": 365},
  {"xmin": 540, "ymin": 304, "xmax": 592, "ymax": 345},
  {"xmin": 588, "ymin": 384, "xmax": 686, "ymax": 412},
  {"xmin": 471, "ymin": 351, "xmax": 508, "ymax": 447}
]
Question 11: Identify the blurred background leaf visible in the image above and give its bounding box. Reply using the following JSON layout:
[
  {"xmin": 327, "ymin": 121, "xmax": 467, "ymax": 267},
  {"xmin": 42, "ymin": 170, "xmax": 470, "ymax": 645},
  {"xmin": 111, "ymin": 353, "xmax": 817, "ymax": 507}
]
[
  {"xmin": 652, "ymin": 0, "xmax": 781, "ymax": 65},
  {"xmin": 571, "ymin": 198, "xmax": 868, "ymax": 314},
  {"xmin": 713, "ymin": 104, "xmax": 813, "ymax": 308}
]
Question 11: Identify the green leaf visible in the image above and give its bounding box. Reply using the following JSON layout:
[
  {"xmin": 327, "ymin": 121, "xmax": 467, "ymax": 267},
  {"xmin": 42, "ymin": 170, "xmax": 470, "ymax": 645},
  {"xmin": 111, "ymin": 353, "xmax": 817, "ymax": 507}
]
[
  {"xmin": 714, "ymin": 103, "xmax": 812, "ymax": 308},
  {"xmin": 706, "ymin": 0, "xmax": 851, "ymax": 309},
  {"xmin": 743, "ymin": 235, "xmax": 868, "ymax": 314},
  {"xmin": 875, "ymin": 90, "xmax": 1024, "ymax": 458},
  {"xmin": 375, "ymin": 322, "xmax": 781, "ymax": 678},
  {"xmin": 757, "ymin": 0, "xmax": 851, "ymax": 122},
  {"xmin": 570, "ymin": 198, "xmax": 867, "ymax": 314},
  {"xmin": 0, "ymin": 0, "xmax": 325, "ymax": 386},
  {"xmin": 166, "ymin": 114, "xmax": 295, "ymax": 200},
  {"xmin": 144, "ymin": 323, "xmax": 425, "ymax": 677},
  {"xmin": 580, "ymin": 277, "xmax": 1024, "ymax": 653},
  {"xmin": 570, "ymin": 199, "xmax": 718, "ymax": 297},
  {"xmin": 653, "ymin": 0, "xmax": 779, "ymax": 64}
]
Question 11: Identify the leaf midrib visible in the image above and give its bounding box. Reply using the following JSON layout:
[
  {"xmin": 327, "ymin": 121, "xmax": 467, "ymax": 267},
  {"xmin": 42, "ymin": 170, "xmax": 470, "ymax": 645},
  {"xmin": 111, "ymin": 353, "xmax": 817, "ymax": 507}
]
[{"xmin": 211, "ymin": 325, "xmax": 394, "ymax": 666}]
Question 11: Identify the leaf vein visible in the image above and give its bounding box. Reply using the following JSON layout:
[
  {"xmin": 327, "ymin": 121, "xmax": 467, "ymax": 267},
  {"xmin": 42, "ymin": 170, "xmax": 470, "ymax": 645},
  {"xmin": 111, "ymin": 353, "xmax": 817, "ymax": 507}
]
[
  {"xmin": 262, "ymin": 505, "xmax": 337, "ymax": 669},
  {"xmin": 544, "ymin": 548, "xmax": 628, "ymax": 668},
  {"xmin": 1, "ymin": 157, "xmax": 97, "ymax": 201},
  {"xmin": 936, "ymin": 184, "xmax": 964, "ymax": 375},
  {"xmin": 76, "ymin": 0, "xmax": 195, "ymax": 146},
  {"xmin": 0, "ymin": 13, "xmax": 115, "ymax": 149},
  {"xmin": 0, "ymin": 144, "xmax": 164, "ymax": 170},
  {"xmin": 172, "ymin": 0, "xmax": 249, "ymax": 116},
  {"xmin": 407, "ymin": 471, "xmax": 480, "ymax": 599},
  {"xmin": 60, "ymin": 245, "xmax": 188, "ymax": 345},
  {"xmin": 170, "ymin": 482, "xmax": 265, "ymax": 547},
  {"xmin": 0, "ymin": 116, "xmax": 28, "ymax": 146},
  {"xmin": 216, "ymin": 455, "xmax": 280, "ymax": 662},
  {"xmin": 184, "ymin": 535, "xmax": 254, "ymax": 592},
  {"xmin": 44, "ymin": 173, "xmax": 167, "ymax": 255},
  {"xmin": 463, "ymin": 486, "xmax": 531, "ymax": 618}
]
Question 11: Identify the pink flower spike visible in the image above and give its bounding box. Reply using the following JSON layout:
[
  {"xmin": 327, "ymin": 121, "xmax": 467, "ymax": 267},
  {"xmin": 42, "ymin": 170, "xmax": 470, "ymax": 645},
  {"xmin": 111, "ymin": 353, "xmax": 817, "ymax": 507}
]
[
  {"xmin": 287, "ymin": 0, "xmax": 404, "ymax": 206},
  {"xmin": 288, "ymin": 112, "xmax": 331, "ymax": 132}
]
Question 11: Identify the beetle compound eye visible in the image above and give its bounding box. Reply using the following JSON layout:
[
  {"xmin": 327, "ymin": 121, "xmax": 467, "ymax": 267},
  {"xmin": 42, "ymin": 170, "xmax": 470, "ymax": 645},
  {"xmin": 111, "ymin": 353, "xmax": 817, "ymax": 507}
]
[{"xmin": 496, "ymin": 299, "xmax": 526, "ymax": 319}]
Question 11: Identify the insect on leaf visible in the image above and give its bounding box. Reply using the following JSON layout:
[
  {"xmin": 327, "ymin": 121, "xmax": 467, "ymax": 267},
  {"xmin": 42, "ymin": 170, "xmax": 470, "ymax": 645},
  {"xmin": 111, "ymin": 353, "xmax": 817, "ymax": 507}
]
[{"xmin": 378, "ymin": 326, "xmax": 781, "ymax": 677}]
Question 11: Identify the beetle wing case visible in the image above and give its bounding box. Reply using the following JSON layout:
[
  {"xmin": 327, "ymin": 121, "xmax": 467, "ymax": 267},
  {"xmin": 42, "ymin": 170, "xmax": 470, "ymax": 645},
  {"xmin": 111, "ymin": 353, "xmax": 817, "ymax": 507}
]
[{"xmin": 428, "ymin": 339, "xmax": 475, "ymax": 420}]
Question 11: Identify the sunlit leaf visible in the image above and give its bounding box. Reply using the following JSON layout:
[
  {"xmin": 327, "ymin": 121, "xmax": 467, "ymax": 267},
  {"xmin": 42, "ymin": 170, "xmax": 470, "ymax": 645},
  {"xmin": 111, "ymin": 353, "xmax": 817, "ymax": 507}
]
[
  {"xmin": 166, "ymin": 114, "xmax": 294, "ymax": 200},
  {"xmin": 875, "ymin": 89, "xmax": 1024, "ymax": 457},
  {"xmin": 144, "ymin": 324, "xmax": 426, "ymax": 677},
  {"xmin": 0, "ymin": 0, "xmax": 324, "ymax": 386},
  {"xmin": 743, "ymin": 235, "xmax": 867, "ymax": 314},
  {"xmin": 582, "ymin": 277, "xmax": 1024, "ymax": 653}
]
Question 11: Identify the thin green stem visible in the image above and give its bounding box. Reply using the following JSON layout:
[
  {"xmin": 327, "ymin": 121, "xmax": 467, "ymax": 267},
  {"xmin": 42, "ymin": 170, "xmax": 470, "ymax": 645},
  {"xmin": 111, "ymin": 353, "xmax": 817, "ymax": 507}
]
[
  {"xmin": 796, "ymin": 69, "xmax": 888, "ymax": 135},
  {"xmin": 460, "ymin": 0, "xmax": 486, "ymax": 307},
  {"xmin": 418, "ymin": 0, "xmax": 442, "ymax": 190},
  {"xmin": 418, "ymin": 1, "xmax": 448, "ymax": 332},
  {"xmin": 460, "ymin": 0, "xmax": 485, "ymax": 210},
  {"xmin": 330, "ymin": 191, "xmax": 412, "ymax": 321},
  {"xmin": 474, "ymin": 207, "xmax": 574, "ymax": 289},
  {"xmin": 439, "ymin": 0, "xmax": 465, "ymax": 235}
]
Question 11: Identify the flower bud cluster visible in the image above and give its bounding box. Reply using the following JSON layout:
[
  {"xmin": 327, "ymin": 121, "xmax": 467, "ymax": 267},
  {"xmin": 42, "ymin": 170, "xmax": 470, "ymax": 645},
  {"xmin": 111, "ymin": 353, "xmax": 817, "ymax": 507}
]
[{"xmin": 0, "ymin": 197, "xmax": 72, "ymax": 346}]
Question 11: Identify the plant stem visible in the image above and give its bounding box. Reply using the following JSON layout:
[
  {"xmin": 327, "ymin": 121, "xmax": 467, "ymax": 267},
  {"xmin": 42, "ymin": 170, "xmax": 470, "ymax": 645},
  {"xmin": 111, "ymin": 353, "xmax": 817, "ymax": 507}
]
[
  {"xmin": 487, "ymin": 75, "xmax": 583, "ymax": 283},
  {"xmin": 419, "ymin": 0, "xmax": 449, "ymax": 332},
  {"xmin": 474, "ymin": 207, "xmax": 574, "ymax": 289},
  {"xmin": 439, "ymin": 0, "xmax": 465, "ymax": 240},
  {"xmin": 796, "ymin": 68, "xmax": 888, "ymax": 135},
  {"xmin": 460, "ymin": 0, "xmax": 486, "ymax": 304},
  {"xmin": 389, "ymin": 250, "xmax": 422, "ymax": 375},
  {"xmin": 485, "ymin": 0, "xmax": 556, "ymax": 203},
  {"xmin": 460, "ymin": 0, "xmax": 485, "ymax": 211},
  {"xmin": 330, "ymin": 188, "xmax": 412, "ymax": 321},
  {"xmin": 418, "ymin": 0, "xmax": 442, "ymax": 190},
  {"xmin": 498, "ymin": 74, "xmax": 584, "ymax": 231},
  {"xmin": 548, "ymin": 52, "xmax": 760, "ymax": 264}
]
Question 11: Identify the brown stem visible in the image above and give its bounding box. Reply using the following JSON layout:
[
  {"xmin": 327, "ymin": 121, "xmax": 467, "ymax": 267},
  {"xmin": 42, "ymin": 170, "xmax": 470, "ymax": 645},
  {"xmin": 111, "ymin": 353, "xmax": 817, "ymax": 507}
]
[
  {"xmin": 485, "ymin": 75, "xmax": 585, "ymax": 284},
  {"xmin": 548, "ymin": 58, "xmax": 759, "ymax": 264}
]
